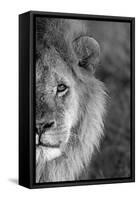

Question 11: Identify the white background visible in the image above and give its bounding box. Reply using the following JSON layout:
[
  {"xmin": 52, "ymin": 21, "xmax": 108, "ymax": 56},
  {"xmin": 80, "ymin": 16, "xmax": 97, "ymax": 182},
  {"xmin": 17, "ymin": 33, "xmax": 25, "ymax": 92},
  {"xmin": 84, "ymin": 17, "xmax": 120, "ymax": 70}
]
[{"xmin": 0, "ymin": 0, "xmax": 137, "ymax": 199}]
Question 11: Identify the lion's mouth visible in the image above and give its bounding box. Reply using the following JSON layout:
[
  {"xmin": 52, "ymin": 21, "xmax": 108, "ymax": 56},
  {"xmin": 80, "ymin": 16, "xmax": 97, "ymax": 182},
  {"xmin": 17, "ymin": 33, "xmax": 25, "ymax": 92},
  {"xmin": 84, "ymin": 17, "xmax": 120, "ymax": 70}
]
[
  {"xmin": 36, "ymin": 132, "xmax": 62, "ymax": 148},
  {"xmin": 36, "ymin": 128, "xmax": 69, "ymax": 149},
  {"xmin": 36, "ymin": 142, "xmax": 60, "ymax": 148}
]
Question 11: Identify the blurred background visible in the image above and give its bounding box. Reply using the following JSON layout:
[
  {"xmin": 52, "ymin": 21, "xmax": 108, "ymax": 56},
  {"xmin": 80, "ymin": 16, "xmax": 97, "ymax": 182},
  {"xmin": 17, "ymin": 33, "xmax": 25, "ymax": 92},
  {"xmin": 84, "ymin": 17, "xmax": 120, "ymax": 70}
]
[{"xmin": 85, "ymin": 20, "xmax": 131, "ymax": 179}]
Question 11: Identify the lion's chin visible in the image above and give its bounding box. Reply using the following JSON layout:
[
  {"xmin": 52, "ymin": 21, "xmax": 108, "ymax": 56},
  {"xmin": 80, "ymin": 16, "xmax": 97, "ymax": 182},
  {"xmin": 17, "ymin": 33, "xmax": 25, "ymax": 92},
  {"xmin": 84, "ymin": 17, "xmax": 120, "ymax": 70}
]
[{"xmin": 36, "ymin": 145, "xmax": 62, "ymax": 163}]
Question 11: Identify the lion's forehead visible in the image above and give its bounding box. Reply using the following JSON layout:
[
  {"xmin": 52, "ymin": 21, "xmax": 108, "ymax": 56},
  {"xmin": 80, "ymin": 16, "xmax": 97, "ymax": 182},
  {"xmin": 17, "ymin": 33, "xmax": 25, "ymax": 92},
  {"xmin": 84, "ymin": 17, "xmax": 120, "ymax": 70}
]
[
  {"xmin": 36, "ymin": 53, "xmax": 75, "ymax": 93},
  {"xmin": 36, "ymin": 50, "xmax": 60, "ymax": 80}
]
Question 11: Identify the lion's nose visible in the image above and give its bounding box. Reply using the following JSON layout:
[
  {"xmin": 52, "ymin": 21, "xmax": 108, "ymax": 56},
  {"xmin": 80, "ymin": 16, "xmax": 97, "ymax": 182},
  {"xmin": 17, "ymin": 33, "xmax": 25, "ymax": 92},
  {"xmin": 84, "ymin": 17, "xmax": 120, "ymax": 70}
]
[{"xmin": 36, "ymin": 120, "xmax": 55, "ymax": 135}]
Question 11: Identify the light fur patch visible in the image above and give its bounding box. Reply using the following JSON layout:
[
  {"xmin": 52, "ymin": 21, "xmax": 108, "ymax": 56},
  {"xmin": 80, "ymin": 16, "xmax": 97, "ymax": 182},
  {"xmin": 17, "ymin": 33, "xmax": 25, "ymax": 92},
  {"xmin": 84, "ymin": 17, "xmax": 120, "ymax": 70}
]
[
  {"xmin": 64, "ymin": 87, "xmax": 79, "ymax": 143},
  {"xmin": 36, "ymin": 146, "xmax": 62, "ymax": 182},
  {"xmin": 36, "ymin": 146, "xmax": 62, "ymax": 163}
]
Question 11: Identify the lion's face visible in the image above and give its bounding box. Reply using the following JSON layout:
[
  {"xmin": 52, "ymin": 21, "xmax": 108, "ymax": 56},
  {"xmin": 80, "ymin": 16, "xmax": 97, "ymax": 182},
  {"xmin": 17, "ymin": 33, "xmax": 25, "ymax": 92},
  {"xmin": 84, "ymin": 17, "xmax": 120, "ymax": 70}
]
[
  {"xmin": 36, "ymin": 34, "xmax": 101, "ymax": 166},
  {"xmin": 36, "ymin": 47, "xmax": 79, "ymax": 161}
]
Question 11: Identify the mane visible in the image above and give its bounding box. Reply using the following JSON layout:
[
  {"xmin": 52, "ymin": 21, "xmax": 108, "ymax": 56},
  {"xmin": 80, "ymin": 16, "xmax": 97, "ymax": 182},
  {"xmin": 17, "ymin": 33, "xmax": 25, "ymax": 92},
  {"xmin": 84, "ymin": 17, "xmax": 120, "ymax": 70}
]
[
  {"xmin": 36, "ymin": 18, "xmax": 107, "ymax": 182},
  {"xmin": 36, "ymin": 18, "xmax": 86, "ymax": 65}
]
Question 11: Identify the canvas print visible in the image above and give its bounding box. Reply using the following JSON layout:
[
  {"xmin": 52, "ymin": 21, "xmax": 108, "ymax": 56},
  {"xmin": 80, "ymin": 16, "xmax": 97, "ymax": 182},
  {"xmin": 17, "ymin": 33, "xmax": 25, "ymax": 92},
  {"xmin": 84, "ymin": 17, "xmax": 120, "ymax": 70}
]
[{"xmin": 35, "ymin": 16, "xmax": 132, "ymax": 183}]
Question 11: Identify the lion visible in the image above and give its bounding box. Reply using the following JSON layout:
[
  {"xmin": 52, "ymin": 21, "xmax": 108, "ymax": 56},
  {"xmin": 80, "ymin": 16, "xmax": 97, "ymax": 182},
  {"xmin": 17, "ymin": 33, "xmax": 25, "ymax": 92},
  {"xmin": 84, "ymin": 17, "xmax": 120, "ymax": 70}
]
[{"xmin": 35, "ymin": 18, "xmax": 107, "ymax": 183}]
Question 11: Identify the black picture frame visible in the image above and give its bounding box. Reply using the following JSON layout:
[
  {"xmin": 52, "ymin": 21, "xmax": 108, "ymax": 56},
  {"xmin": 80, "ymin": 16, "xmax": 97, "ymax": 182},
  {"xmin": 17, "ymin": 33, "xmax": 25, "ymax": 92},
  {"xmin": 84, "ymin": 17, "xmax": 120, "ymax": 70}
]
[{"xmin": 19, "ymin": 11, "xmax": 135, "ymax": 189}]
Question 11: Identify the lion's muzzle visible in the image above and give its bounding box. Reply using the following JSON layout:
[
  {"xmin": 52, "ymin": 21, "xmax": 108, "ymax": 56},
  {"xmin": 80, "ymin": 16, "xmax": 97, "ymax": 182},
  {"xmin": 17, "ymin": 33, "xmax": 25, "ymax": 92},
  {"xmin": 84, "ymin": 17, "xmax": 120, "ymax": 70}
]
[
  {"xmin": 36, "ymin": 118, "xmax": 69, "ymax": 148},
  {"xmin": 36, "ymin": 119, "xmax": 55, "ymax": 136}
]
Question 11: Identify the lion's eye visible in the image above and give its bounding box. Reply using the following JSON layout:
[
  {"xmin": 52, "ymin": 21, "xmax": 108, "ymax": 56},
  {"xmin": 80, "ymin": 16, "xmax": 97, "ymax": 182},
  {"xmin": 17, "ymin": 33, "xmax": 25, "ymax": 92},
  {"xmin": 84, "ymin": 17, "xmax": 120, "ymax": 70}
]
[{"xmin": 57, "ymin": 84, "xmax": 68, "ymax": 93}]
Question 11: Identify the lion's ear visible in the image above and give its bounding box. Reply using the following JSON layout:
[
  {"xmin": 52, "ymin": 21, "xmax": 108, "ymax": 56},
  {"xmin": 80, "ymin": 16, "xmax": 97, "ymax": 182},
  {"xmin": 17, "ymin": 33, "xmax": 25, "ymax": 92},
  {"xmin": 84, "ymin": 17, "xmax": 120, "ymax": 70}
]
[{"xmin": 72, "ymin": 36, "xmax": 100, "ymax": 73}]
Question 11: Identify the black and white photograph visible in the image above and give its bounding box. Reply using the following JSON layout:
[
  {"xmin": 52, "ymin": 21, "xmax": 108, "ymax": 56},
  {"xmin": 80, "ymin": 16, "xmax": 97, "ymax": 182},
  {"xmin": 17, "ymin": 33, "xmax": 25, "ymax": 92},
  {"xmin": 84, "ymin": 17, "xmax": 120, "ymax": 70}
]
[
  {"xmin": 0, "ymin": 0, "xmax": 138, "ymax": 198},
  {"xmin": 34, "ymin": 14, "xmax": 134, "ymax": 184}
]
